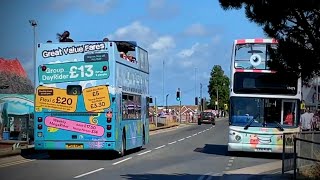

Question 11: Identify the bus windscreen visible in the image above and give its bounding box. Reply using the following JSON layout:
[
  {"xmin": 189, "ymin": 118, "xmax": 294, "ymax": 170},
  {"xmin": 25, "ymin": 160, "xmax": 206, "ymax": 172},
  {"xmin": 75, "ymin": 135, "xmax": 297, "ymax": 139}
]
[{"xmin": 233, "ymin": 72, "xmax": 298, "ymax": 95}]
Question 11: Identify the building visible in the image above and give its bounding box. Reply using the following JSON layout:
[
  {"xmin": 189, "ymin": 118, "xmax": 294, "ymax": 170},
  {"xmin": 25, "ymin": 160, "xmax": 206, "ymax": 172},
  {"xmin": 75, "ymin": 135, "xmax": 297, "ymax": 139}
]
[
  {"xmin": 0, "ymin": 58, "xmax": 34, "ymax": 142},
  {"xmin": 302, "ymin": 77, "xmax": 320, "ymax": 111}
]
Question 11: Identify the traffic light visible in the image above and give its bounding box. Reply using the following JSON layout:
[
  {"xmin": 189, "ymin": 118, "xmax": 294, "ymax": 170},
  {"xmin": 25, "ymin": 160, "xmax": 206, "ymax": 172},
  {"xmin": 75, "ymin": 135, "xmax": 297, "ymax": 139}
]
[
  {"xmin": 176, "ymin": 90, "xmax": 180, "ymax": 101},
  {"xmin": 195, "ymin": 97, "xmax": 198, "ymax": 105}
]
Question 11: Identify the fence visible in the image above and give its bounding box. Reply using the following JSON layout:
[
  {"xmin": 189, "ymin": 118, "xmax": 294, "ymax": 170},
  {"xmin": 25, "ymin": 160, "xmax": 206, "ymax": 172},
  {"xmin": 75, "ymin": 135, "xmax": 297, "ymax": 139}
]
[
  {"xmin": 282, "ymin": 131, "xmax": 320, "ymax": 179},
  {"xmin": 149, "ymin": 114, "xmax": 198, "ymax": 128},
  {"xmin": 282, "ymin": 132, "xmax": 297, "ymax": 173}
]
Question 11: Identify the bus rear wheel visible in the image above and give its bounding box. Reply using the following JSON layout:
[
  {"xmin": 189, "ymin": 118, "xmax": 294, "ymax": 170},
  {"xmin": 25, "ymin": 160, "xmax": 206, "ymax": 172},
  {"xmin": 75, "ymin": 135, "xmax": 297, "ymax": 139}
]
[
  {"xmin": 142, "ymin": 128, "xmax": 145, "ymax": 145},
  {"xmin": 120, "ymin": 133, "xmax": 126, "ymax": 157}
]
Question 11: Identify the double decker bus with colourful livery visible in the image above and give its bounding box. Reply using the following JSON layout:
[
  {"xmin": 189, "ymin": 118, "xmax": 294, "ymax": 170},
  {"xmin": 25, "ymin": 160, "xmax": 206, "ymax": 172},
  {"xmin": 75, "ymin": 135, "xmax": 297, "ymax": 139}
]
[
  {"xmin": 34, "ymin": 40, "xmax": 150, "ymax": 157},
  {"xmin": 228, "ymin": 38, "xmax": 301, "ymax": 153}
]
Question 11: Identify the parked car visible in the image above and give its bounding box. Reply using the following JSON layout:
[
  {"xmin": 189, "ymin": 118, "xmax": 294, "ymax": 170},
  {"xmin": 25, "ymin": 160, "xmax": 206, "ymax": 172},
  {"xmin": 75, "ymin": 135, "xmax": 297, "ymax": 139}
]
[{"xmin": 198, "ymin": 111, "xmax": 215, "ymax": 125}]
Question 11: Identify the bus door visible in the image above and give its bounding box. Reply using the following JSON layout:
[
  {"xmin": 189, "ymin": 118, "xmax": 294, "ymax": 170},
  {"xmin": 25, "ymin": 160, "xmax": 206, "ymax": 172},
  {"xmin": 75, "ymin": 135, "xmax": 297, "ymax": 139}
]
[{"xmin": 281, "ymin": 100, "xmax": 297, "ymax": 126}]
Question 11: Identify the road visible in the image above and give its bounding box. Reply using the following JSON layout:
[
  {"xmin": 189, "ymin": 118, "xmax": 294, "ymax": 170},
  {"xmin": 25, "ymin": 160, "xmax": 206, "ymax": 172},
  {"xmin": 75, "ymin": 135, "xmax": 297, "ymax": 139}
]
[{"xmin": 0, "ymin": 118, "xmax": 283, "ymax": 180}]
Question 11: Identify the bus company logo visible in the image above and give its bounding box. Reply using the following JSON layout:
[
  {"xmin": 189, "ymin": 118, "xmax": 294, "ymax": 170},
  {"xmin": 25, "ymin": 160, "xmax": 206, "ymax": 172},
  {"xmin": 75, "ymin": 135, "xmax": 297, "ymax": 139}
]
[{"xmin": 41, "ymin": 42, "xmax": 107, "ymax": 58}]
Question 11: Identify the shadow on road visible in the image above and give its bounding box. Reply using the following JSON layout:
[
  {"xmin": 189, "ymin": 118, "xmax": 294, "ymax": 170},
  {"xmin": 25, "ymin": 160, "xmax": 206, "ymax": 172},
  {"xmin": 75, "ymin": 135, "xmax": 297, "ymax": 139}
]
[
  {"xmin": 23, "ymin": 147, "xmax": 145, "ymax": 160},
  {"xmin": 121, "ymin": 173, "xmax": 291, "ymax": 180},
  {"xmin": 194, "ymin": 144, "xmax": 282, "ymax": 159}
]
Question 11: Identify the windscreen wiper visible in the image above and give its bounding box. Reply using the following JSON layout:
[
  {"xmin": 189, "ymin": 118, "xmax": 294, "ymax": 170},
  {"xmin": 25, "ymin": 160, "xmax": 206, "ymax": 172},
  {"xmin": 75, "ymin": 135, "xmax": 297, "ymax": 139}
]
[
  {"xmin": 244, "ymin": 113, "xmax": 260, "ymax": 130},
  {"xmin": 244, "ymin": 117, "xmax": 255, "ymax": 130},
  {"xmin": 273, "ymin": 121, "xmax": 284, "ymax": 131}
]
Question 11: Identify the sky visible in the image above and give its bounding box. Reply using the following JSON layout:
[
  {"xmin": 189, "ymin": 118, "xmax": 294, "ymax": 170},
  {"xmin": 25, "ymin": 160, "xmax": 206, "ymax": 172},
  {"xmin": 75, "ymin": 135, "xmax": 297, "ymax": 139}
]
[{"xmin": 0, "ymin": 0, "xmax": 265, "ymax": 106}]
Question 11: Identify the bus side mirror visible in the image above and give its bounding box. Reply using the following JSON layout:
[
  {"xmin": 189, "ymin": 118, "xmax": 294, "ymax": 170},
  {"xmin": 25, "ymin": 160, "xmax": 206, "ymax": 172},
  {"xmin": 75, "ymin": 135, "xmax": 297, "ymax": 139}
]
[{"xmin": 149, "ymin": 97, "xmax": 153, "ymax": 103}]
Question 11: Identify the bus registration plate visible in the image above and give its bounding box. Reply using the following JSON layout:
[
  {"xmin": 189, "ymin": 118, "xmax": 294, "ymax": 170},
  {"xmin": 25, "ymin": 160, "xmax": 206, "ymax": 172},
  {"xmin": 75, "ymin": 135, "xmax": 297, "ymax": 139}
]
[
  {"xmin": 66, "ymin": 144, "xmax": 84, "ymax": 149},
  {"xmin": 255, "ymin": 148, "xmax": 271, "ymax": 152}
]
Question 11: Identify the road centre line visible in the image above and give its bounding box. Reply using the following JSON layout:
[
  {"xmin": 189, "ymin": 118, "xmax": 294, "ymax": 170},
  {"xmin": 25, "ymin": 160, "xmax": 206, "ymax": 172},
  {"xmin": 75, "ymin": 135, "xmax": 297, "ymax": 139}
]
[
  {"xmin": 168, "ymin": 141, "xmax": 177, "ymax": 144},
  {"xmin": 137, "ymin": 150, "xmax": 152, "ymax": 156},
  {"xmin": 193, "ymin": 133, "xmax": 197, "ymax": 136},
  {"xmin": 74, "ymin": 168, "xmax": 104, "ymax": 179},
  {"xmin": 186, "ymin": 135, "xmax": 192, "ymax": 138},
  {"xmin": 112, "ymin": 157, "xmax": 132, "ymax": 165},
  {"xmin": 154, "ymin": 145, "xmax": 166, "ymax": 149},
  {"xmin": 178, "ymin": 138, "xmax": 185, "ymax": 141}
]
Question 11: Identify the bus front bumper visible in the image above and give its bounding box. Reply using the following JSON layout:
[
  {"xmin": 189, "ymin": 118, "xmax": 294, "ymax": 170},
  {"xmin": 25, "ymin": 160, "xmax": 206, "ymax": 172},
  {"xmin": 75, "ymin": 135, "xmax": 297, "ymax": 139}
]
[{"xmin": 228, "ymin": 143, "xmax": 283, "ymax": 153}]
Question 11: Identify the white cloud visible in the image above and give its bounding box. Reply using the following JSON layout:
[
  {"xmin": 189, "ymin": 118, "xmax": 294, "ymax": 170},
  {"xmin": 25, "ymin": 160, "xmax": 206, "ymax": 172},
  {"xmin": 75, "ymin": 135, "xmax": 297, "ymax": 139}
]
[
  {"xmin": 51, "ymin": 0, "xmax": 117, "ymax": 14},
  {"xmin": 176, "ymin": 42, "xmax": 210, "ymax": 60},
  {"xmin": 150, "ymin": 36, "xmax": 175, "ymax": 51},
  {"xmin": 184, "ymin": 23, "xmax": 209, "ymax": 37},
  {"xmin": 107, "ymin": 21, "xmax": 175, "ymax": 65},
  {"xmin": 177, "ymin": 43, "xmax": 200, "ymax": 58}
]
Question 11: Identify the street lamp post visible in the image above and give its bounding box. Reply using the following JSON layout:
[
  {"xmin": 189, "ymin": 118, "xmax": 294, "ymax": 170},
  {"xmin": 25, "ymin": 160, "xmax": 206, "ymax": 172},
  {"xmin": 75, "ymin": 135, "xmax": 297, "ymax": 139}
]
[
  {"xmin": 29, "ymin": 20, "xmax": 37, "ymax": 83},
  {"xmin": 28, "ymin": 19, "xmax": 37, "ymax": 144},
  {"xmin": 166, "ymin": 94, "xmax": 169, "ymax": 112},
  {"xmin": 200, "ymin": 83, "xmax": 203, "ymax": 111}
]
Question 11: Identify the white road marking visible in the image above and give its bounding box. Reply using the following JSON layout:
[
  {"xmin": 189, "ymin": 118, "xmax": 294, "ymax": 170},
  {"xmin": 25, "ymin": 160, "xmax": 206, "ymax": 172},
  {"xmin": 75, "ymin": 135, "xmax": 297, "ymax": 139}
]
[
  {"xmin": 186, "ymin": 135, "xmax": 192, "ymax": 139},
  {"xmin": 74, "ymin": 168, "xmax": 104, "ymax": 179},
  {"xmin": 154, "ymin": 145, "xmax": 166, "ymax": 149},
  {"xmin": 206, "ymin": 128, "xmax": 210, "ymax": 130},
  {"xmin": 227, "ymin": 163, "xmax": 232, "ymax": 166},
  {"xmin": 228, "ymin": 159, "xmax": 233, "ymax": 163},
  {"xmin": 202, "ymin": 130, "xmax": 206, "ymax": 132},
  {"xmin": 168, "ymin": 141, "xmax": 177, "ymax": 145},
  {"xmin": 137, "ymin": 150, "xmax": 152, "ymax": 156},
  {"xmin": 112, "ymin": 157, "xmax": 132, "ymax": 165},
  {"xmin": 178, "ymin": 138, "xmax": 185, "ymax": 141},
  {"xmin": 230, "ymin": 157, "xmax": 235, "ymax": 160},
  {"xmin": 198, "ymin": 131, "xmax": 202, "ymax": 134},
  {"xmin": 192, "ymin": 133, "xmax": 197, "ymax": 136}
]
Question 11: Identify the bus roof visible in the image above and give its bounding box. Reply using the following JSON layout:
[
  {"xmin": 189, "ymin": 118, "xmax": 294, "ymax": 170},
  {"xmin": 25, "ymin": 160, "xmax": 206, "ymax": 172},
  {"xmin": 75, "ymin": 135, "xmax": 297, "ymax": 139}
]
[
  {"xmin": 234, "ymin": 38, "xmax": 278, "ymax": 45},
  {"xmin": 43, "ymin": 40, "xmax": 147, "ymax": 52}
]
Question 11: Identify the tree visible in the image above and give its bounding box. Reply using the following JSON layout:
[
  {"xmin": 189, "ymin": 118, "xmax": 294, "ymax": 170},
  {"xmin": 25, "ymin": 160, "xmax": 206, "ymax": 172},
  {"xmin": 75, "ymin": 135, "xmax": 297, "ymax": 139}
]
[
  {"xmin": 207, "ymin": 65, "xmax": 230, "ymax": 110},
  {"xmin": 219, "ymin": 0, "xmax": 320, "ymax": 82}
]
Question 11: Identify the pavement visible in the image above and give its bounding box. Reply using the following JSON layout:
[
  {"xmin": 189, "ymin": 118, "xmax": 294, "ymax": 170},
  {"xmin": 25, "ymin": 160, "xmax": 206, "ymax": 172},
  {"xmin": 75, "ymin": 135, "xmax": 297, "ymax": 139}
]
[{"xmin": 0, "ymin": 118, "xmax": 292, "ymax": 180}]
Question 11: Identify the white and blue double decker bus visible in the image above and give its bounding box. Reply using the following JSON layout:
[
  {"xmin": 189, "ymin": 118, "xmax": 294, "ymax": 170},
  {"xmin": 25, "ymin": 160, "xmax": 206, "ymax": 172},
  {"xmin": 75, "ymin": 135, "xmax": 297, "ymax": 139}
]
[
  {"xmin": 34, "ymin": 40, "xmax": 150, "ymax": 157},
  {"xmin": 228, "ymin": 38, "xmax": 301, "ymax": 153}
]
